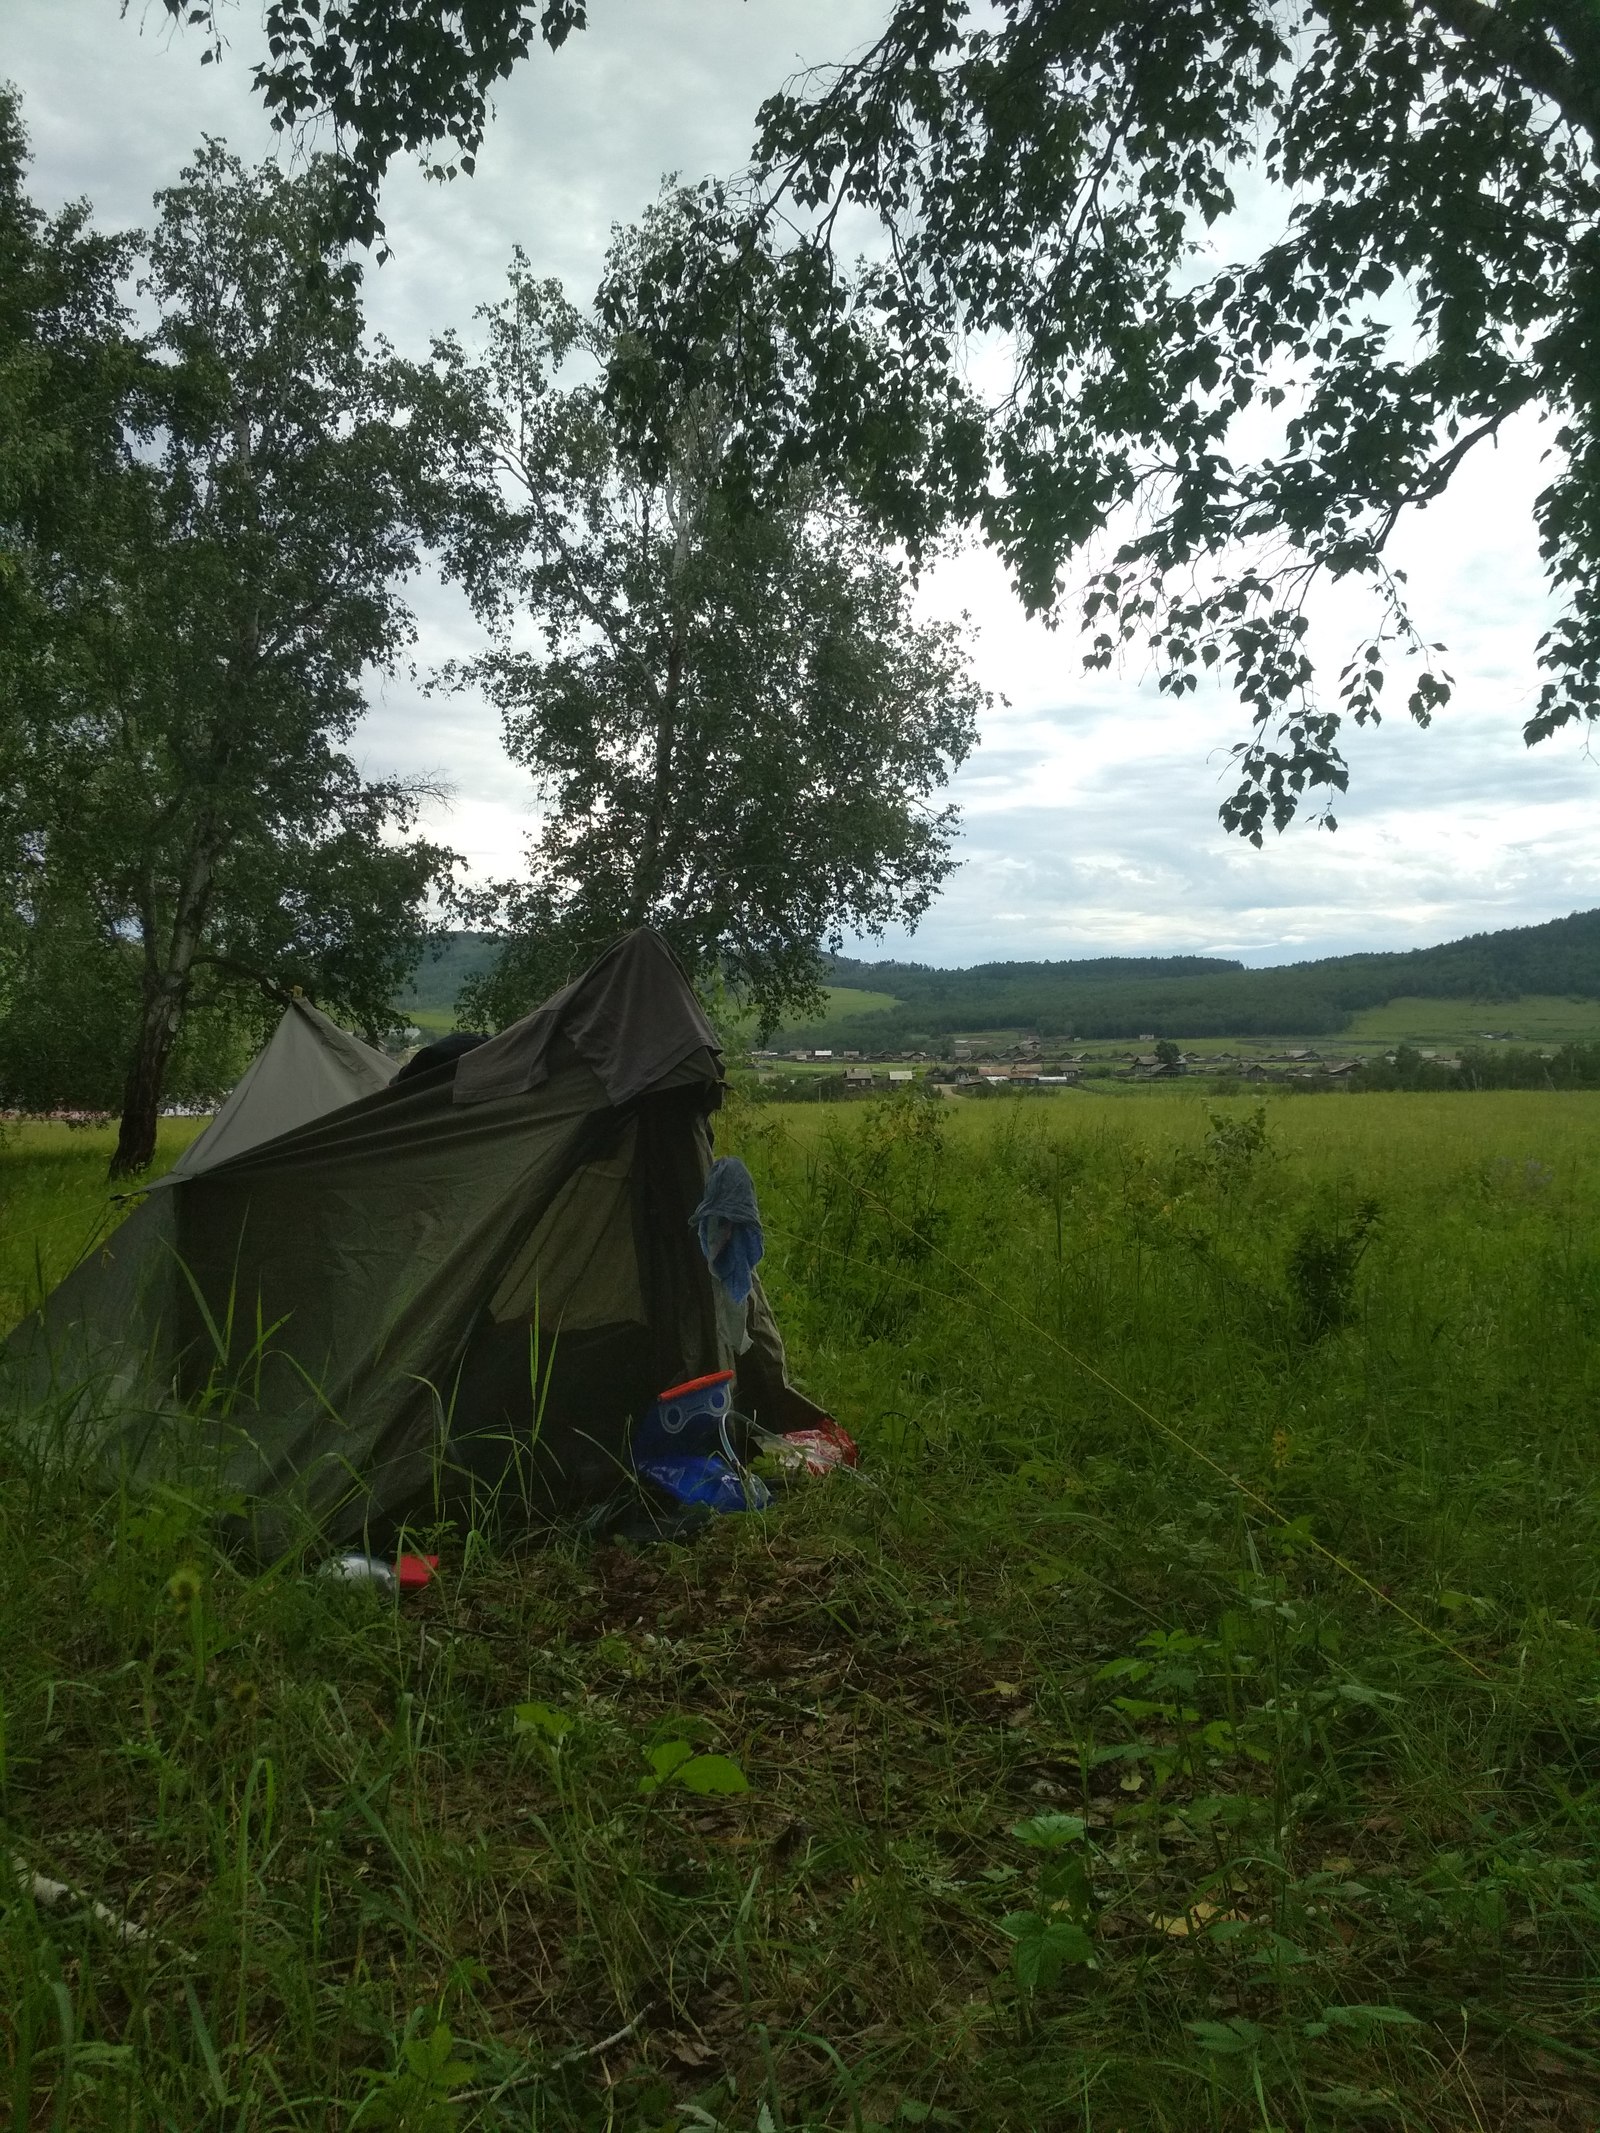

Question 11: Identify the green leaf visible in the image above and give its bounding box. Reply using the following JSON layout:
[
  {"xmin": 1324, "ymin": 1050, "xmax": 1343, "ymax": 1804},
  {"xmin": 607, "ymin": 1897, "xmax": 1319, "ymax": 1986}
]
[
  {"xmin": 676, "ymin": 1752, "xmax": 749, "ymax": 1795},
  {"xmin": 512, "ymin": 1699, "xmax": 572, "ymax": 1743},
  {"xmin": 641, "ymin": 1738, "xmax": 696, "ymax": 1788},
  {"xmin": 1188, "ymin": 2017, "xmax": 1267, "ymax": 2056},
  {"xmin": 1002, "ymin": 1909, "xmax": 1096, "ymax": 1988},
  {"xmin": 1332, "ymin": 1680, "xmax": 1402, "ymax": 1708},
  {"xmin": 1314, "ymin": 2003, "xmax": 1421, "ymax": 2033},
  {"xmin": 1084, "ymin": 1741, "xmax": 1147, "ymax": 1766},
  {"xmin": 1010, "ymin": 1812, "xmax": 1085, "ymax": 1850},
  {"xmin": 401, "ymin": 2023, "xmax": 473, "ymax": 2089},
  {"xmin": 639, "ymin": 1740, "xmax": 749, "ymax": 1795},
  {"xmin": 1036, "ymin": 1854, "xmax": 1092, "ymax": 1915}
]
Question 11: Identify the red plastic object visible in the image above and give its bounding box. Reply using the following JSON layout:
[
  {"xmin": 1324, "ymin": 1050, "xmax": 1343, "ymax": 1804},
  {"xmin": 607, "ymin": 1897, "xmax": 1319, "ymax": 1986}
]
[
  {"xmin": 654, "ymin": 1368, "xmax": 736, "ymax": 1403},
  {"xmin": 782, "ymin": 1419, "xmax": 860, "ymax": 1473},
  {"xmin": 395, "ymin": 1553, "xmax": 440, "ymax": 1591}
]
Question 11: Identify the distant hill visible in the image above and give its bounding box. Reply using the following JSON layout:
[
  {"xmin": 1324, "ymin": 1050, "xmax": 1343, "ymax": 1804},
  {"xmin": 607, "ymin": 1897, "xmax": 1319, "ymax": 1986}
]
[
  {"xmin": 778, "ymin": 909, "xmax": 1600, "ymax": 1045},
  {"xmin": 398, "ymin": 911, "xmax": 1600, "ymax": 1044},
  {"xmin": 398, "ymin": 933, "xmax": 500, "ymax": 1019}
]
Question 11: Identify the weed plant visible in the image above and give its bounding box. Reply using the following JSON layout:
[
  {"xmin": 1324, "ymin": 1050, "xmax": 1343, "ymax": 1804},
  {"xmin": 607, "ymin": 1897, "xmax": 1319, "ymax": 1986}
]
[{"xmin": 0, "ymin": 1097, "xmax": 1597, "ymax": 2128}]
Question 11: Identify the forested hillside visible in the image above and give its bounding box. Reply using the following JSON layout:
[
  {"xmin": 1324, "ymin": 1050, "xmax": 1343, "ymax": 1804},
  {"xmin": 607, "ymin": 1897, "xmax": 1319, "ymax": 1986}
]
[
  {"xmin": 789, "ymin": 908, "xmax": 1600, "ymax": 1043},
  {"xmin": 398, "ymin": 934, "xmax": 502, "ymax": 1016}
]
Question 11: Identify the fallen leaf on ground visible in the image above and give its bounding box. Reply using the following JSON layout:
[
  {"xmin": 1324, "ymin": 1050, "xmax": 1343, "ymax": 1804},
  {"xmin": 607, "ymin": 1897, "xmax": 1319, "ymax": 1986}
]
[{"xmin": 1149, "ymin": 1901, "xmax": 1247, "ymax": 1937}]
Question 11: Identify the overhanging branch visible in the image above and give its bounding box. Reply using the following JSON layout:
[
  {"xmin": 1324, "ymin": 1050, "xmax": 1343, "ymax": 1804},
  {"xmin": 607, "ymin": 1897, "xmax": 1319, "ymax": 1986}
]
[{"xmin": 1427, "ymin": 0, "xmax": 1600, "ymax": 145}]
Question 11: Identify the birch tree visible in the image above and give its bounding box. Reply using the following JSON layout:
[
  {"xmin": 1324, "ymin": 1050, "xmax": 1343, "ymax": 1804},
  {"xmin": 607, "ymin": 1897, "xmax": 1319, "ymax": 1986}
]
[
  {"xmin": 424, "ymin": 222, "xmax": 985, "ymax": 1034},
  {"xmin": 3, "ymin": 132, "xmax": 458, "ymax": 1172}
]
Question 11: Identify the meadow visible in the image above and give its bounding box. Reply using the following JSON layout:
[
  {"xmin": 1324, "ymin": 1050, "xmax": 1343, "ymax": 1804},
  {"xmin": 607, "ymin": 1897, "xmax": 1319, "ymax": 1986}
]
[
  {"xmin": 0, "ymin": 1119, "xmax": 203, "ymax": 1332},
  {"xmin": 0, "ymin": 1092, "xmax": 1597, "ymax": 2129},
  {"xmin": 1341, "ymin": 996, "xmax": 1600, "ymax": 1049},
  {"xmin": 406, "ymin": 1006, "xmax": 462, "ymax": 1038}
]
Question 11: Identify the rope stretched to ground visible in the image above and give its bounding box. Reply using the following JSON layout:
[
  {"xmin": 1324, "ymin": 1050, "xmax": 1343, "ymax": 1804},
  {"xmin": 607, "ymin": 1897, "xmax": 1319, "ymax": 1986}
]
[
  {"xmin": 10, "ymin": 1852, "xmax": 151, "ymax": 1944},
  {"xmin": 451, "ymin": 2012, "xmax": 646, "ymax": 2106},
  {"xmin": 768, "ymin": 1127, "xmax": 1491, "ymax": 1683}
]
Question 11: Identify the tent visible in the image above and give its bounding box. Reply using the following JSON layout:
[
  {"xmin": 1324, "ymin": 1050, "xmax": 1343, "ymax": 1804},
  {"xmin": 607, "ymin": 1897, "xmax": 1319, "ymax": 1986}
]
[
  {"xmin": 160, "ymin": 995, "xmax": 396, "ymax": 1182},
  {"xmin": 2, "ymin": 931, "xmax": 826, "ymax": 1553}
]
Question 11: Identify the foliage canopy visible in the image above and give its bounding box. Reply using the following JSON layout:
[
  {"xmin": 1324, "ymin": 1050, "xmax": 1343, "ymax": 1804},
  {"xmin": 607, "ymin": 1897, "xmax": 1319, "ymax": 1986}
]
[
  {"xmin": 161, "ymin": 3, "xmax": 1600, "ymax": 837},
  {"xmin": 605, "ymin": 0, "xmax": 1600, "ymax": 839},
  {"xmin": 422, "ymin": 220, "xmax": 985, "ymax": 1035},
  {"xmin": 0, "ymin": 112, "xmax": 459, "ymax": 1165},
  {"xmin": 160, "ymin": 0, "xmax": 590, "ymax": 248}
]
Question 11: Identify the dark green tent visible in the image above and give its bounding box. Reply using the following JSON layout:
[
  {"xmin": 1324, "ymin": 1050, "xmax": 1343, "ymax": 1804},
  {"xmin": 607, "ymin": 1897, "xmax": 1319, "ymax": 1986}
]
[{"xmin": 2, "ymin": 931, "xmax": 825, "ymax": 1551}]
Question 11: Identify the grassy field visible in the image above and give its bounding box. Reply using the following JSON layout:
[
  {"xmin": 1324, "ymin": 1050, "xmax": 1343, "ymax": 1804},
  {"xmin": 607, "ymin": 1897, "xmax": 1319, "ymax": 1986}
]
[
  {"xmin": 405, "ymin": 1005, "xmax": 461, "ymax": 1037},
  {"xmin": 768, "ymin": 988, "xmax": 1600, "ymax": 1062},
  {"xmin": 0, "ymin": 1118, "xmax": 204, "ymax": 1333},
  {"xmin": 761, "ymin": 987, "xmax": 904, "ymax": 1039},
  {"xmin": 405, "ymin": 985, "xmax": 1600, "ymax": 1058},
  {"xmin": 762, "ymin": 996, "xmax": 1600, "ymax": 1067},
  {"xmin": 1342, "ymin": 994, "xmax": 1600, "ymax": 1047},
  {"xmin": 1, "ymin": 1092, "xmax": 1598, "ymax": 2128}
]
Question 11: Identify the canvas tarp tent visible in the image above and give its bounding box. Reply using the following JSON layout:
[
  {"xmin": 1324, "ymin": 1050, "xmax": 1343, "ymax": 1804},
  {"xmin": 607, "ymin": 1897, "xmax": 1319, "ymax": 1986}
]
[
  {"xmin": 160, "ymin": 996, "xmax": 396, "ymax": 1183},
  {"xmin": 1, "ymin": 931, "xmax": 825, "ymax": 1553}
]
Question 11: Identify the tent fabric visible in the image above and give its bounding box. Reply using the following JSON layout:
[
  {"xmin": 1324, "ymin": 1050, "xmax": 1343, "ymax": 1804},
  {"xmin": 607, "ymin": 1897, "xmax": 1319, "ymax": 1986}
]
[
  {"xmin": 454, "ymin": 928, "xmax": 721, "ymax": 1109},
  {"xmin": 487, "ymin": 1122, "xmax": 644, "ymax": 1331},
  {"xmin": 2, "ymin": 930, "xmax": 825, "ymax": 1555},
  {"xmin": 395, "ymin": 1031, "xmax": 489, "ymax": 1084},
  {"xmin": 159, "ymin": 997, "xmax": 395, "ymax": 1185}
]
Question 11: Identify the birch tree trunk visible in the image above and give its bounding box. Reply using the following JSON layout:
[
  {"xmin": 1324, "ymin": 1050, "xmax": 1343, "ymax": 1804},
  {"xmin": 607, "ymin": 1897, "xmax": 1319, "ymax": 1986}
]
[
  {"xmin": 625, "ymin": 627, "xmax": 683, "ymax": 929},
  {"xmin": 109, "ymin": 840, "xmax": 218, "ymax": 1177}
]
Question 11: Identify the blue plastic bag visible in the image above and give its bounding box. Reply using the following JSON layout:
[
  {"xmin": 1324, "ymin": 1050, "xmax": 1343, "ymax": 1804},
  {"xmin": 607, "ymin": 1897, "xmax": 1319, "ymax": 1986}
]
[{"xmin": 636, "ymin": 1454, "xmax": 771, "ymax": 1514}]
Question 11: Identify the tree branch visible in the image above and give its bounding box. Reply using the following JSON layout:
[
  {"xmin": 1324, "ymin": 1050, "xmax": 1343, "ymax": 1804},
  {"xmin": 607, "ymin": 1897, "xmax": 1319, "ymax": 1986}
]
[
  {"xmin": 1426, "ymin": 0, "xmax": 1600, "ymax": 144},
  {"xmin": 188, "ymin": 952, "xmax": 300, "ymax": 1006},
  {"xmin": 1372, "ymin": 406, "xmax": 1523, "ymax": 550}
]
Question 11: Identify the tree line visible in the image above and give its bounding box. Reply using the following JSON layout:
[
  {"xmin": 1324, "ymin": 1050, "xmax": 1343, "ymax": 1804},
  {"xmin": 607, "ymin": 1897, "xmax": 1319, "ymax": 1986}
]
[
  {"xmin": 1348, "ymin": 1044, "xmax": 1600, "ymax": 1093},
  {"xmin": 779, "ymin": 909, "xmax": 1600, "ymax": 1047}
]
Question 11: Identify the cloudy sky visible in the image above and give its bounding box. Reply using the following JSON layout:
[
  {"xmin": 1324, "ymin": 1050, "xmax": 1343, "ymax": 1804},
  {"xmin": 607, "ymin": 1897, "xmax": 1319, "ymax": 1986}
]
[{"xmin": 7, "ymin": 1, "xmax": 1594, "ymax": 968}]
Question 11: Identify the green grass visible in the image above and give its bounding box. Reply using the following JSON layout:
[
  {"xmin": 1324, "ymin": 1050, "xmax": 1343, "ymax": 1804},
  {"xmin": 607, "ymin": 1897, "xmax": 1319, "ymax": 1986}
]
[
  {"xmin": 404, "ymin": 1004, "xmax": 461, "ymax": 1037},
  {"xmin": 2, "ymin": 1094, "xmax": 1599, "ymax": 2127},
  {"xmin": 0, "ymin": 1118, "xmax": 204, "ymax": 1334},
  {"xmin": 1343, "ymin": 992, "xmax": 1600, "ymax": 1046},
  {"xmin": 768, "ymin": 985, "xmax": 902, "ymax": 1036}
]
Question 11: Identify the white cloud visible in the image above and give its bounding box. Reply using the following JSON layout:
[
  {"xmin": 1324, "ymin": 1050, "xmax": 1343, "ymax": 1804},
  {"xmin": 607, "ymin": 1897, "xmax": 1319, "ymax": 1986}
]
[{"xmin": 8, "ymin": 2, "xmax": 1595, "ymax": 967}]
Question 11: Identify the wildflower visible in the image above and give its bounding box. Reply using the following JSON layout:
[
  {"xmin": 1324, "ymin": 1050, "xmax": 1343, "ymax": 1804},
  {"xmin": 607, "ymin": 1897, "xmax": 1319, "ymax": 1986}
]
[{"xmin": 166, "ymin": 1563, "xmax": 204, "ymax": 1611}]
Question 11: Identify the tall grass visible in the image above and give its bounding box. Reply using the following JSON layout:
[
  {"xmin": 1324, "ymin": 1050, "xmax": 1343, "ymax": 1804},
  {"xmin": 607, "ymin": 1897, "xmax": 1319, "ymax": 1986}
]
[
  {"xmin": 0, "ymin": 1095, "xmax": 1597, "ymax": 2129},
  {"xmin": 0, "ymin": 1119, "xmax": 203, "ymax": 1334}
]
